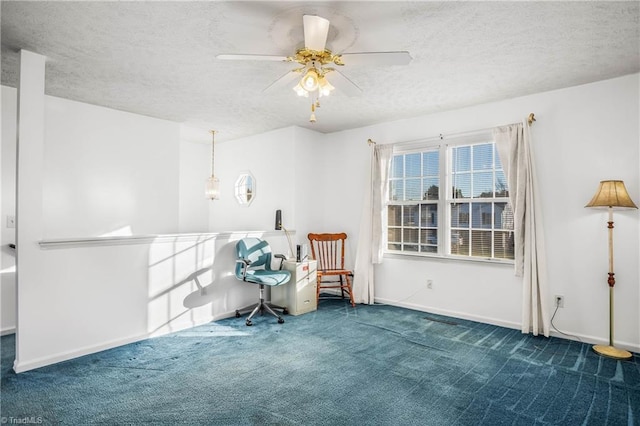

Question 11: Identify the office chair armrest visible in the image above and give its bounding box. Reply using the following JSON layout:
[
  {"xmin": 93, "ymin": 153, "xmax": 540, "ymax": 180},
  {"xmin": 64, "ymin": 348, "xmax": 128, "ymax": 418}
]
[
  {"xmin": 274, "ymin": 254, "xmax": 286, "ymax": 270},
  {"xmin": 236, "ymin": 259, "xmax": 252, "ymax": 280}
]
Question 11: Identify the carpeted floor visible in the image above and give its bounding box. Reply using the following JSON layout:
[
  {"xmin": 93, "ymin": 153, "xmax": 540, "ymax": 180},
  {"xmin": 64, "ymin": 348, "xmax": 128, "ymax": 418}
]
[{"xmin": 1, "ymin": 299, "xmax": 639, "ymax": 425}]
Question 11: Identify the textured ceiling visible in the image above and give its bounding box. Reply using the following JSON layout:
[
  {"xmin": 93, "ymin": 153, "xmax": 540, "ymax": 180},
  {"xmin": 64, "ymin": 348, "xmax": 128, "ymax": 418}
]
[{"xmin": 2, "ymin": 1, "xmax": 639, "ymax": 142}]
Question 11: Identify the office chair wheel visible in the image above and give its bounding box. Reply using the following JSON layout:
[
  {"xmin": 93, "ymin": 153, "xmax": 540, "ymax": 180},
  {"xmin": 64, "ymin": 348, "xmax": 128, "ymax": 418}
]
[
  {"xmin": 278, "ymin": 318, "xmax": 285, "ymax": 324},
  {"xmin": 282, "ymin": 308, "xmax": 289, "ymax": 315},
  {"xmin": 245, "ymin": 319, "xmax": 253, "ymax": 326},
  {"xmin": 235, "ymin": 310, "xmax": 241, "ymax": 318}
]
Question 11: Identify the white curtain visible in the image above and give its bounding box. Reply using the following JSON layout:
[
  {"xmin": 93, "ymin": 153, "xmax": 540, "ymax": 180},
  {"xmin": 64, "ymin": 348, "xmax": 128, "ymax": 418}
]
[
  {"xmin": 353, "ymin": 144, "xmax": 393, "ymax": 304},
  {"xmin": 493, "ymin": 122, "xmax": 550, "ymax": 337}
]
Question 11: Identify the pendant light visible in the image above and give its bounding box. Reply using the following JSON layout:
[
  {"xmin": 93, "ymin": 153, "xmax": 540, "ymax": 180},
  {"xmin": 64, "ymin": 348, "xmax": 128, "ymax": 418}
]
[{"xmin": 205, "ymin": 130, "xmax": 220, "ymax": 200}]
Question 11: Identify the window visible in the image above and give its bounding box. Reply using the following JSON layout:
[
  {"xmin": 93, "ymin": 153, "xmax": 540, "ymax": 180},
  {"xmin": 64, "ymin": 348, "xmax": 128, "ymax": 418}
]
[
  {"xmin": 234, "ymin": 172, "xmax": 255, "ymax": 206},
  {"xmin": 386, "ymin": 134, "xmax": 514, "ymax": 261},
  {"xmin": 388, "ymin": 149, "xmax": 440, "ymax": 253}
]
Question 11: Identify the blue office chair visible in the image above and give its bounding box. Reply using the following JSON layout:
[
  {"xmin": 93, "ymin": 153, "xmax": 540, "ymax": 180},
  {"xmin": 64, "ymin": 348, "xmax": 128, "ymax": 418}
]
[{"xmin": 234, "ymin": 238, "xmax": 291, "ymax": 326}]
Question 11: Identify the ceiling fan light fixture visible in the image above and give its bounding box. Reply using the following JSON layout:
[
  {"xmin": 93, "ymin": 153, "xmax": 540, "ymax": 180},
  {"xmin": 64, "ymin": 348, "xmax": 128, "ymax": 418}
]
[
  {"xmin": 301, "ymin": 68, "xmax": 319, "ymax": 91},
  {"xmin": 318, "ymin": 76, "xmax": 334, "ymax": 97},
  {"xmin": 219, "ymin": 14, "xmax": 412, "ymax": 125},
  {"xmin": 293, "ymin": 82, "xmax": 309, "ymax": 97}
]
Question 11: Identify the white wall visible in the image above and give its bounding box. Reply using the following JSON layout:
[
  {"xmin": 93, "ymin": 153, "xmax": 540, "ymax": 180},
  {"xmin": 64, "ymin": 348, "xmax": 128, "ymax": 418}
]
[
  {"xmin": 208, "ymin": 125, "xmax": 328, "ymax": 254},
  {"xmin": 14, "ymin": 50, "xmax": 48, "ymax": 372},
  {"xmin": 209, "ymin": 126, "xmax": 323, "ymax": 255},
  {"xmin": 16, "ymin": 230, "xmax": 288, "ymax": 373},
  {"xmin": 178, "ymin": 127, "xmax": 210, "ymax": 233},
  {"xmin": 1, "ymin": 86, "xmax": 17, "ymax": 334},
  {"xmin": 210, "ymin": 127, "xmax": 295, "ymax": 236},
  {"xmin": 324, "ymin": 74, "xmax": 640, "ymax": 350},
  {"xmin": 43, "ymin": 97, "xmax": 181, "ymax": 238},
  {"xmin": 292, "ymin": 126, "xmax": 329, "ymax": 250}
]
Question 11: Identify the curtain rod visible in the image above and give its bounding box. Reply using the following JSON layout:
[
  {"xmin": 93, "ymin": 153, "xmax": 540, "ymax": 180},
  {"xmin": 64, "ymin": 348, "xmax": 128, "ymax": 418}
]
[{"xmin": 367, "ymin": 113, "xmax": 536, "ymax": 146}]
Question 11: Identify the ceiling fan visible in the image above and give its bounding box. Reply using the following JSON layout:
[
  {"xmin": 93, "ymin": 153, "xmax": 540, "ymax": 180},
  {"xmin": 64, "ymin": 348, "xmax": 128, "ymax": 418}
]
[{"xmin": 217, "ymin": 15, "xmax": 412, "ymax": 122}]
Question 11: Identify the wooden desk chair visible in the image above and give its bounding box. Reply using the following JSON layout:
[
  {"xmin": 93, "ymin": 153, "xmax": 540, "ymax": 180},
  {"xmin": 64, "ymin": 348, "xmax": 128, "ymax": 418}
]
[{"xmin": 307, "ymin": 233, "xmax": 355, "ymax": 307}]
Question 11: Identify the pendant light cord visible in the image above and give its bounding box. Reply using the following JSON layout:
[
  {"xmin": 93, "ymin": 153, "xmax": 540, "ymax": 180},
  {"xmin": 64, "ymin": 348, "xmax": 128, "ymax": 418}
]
[{"xmin": 210, "ymin": 130, "xmax": 216, "ymax": 177}]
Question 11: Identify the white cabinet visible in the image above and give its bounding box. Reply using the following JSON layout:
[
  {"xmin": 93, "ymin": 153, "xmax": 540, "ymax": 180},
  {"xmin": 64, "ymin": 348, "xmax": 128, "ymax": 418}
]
[{"xmin": 271, "ymin": 260, "xmax": 317, "ymax": 316}]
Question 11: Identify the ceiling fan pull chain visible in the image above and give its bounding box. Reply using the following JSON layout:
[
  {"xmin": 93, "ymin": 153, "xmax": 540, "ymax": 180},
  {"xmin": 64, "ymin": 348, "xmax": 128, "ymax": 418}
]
[{"xmin": 310, "ymin": 102, "xmax": 317, "ymax": 123}]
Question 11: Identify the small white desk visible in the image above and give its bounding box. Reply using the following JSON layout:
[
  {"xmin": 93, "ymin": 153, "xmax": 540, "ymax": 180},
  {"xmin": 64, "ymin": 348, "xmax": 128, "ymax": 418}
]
[{"xmin": 271, "ymin": 260, "xmax": 318, "ymax": 316}]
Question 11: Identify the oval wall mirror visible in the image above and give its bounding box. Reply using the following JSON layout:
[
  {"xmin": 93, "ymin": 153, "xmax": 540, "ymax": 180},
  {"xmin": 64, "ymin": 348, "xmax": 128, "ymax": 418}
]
[{"xmin": 234, "ymin": 172, "xmax": 255, "ymax": 206}]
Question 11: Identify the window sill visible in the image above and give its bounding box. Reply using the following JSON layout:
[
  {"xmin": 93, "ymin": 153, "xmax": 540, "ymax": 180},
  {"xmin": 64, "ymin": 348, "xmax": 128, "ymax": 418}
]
[{"xmin": 383, "ymin": 251, "xmax": 515, "ymax": 266}]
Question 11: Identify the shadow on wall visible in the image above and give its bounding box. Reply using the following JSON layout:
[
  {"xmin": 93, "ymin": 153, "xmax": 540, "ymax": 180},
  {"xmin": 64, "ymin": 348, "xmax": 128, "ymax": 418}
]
[
  {"xmin": 145, "ymin": 233, "xmax": 262, "ymax": 337},
  {"xmin": 182, "ymin": 243, "xmax": 238, "ymax": 309}
]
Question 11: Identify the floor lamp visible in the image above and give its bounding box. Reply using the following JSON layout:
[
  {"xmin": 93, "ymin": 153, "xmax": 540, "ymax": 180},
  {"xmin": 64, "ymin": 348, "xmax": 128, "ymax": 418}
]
[{"xmin": 585, "ymin": 180, "xmax": 637, "ymax": 360}]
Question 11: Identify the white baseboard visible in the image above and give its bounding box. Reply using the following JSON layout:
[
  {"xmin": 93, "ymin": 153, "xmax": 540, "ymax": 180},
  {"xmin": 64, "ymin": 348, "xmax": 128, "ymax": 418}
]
[
  {"xmin": 14, "ymin": 334, "xmax": 148, "ymax": 374},
  {"xmin": 12, "ymin": 309, "xmax": 239, "ymax": 374},
  {"xmin": 374, "ymin": 297, "xmax": 521, "ymax": 330},
  {"xmin": 1, "ymin": 327, "xmax": 16, "ymax": 336},
  {"xmin": 374, "ymin": 297, "xmax": 640, "ymax": 354},
  {"xmin": 550, "ymin": 329, "xmax": 640, "ymax": 354}
]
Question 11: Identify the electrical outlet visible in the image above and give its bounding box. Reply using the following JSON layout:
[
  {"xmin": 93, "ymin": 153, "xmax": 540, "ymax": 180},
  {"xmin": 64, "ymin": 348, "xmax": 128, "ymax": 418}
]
[
  {"xmin": 427, "ymin": 279, "xmax": 433, "ymax": 289},
  {"xmin": 555, "ymin": 295, "xmax": 564, "ymax": 308},
  {"xmin": 6, "ymin": 215, "xmax": 15, "ymax": 229}
]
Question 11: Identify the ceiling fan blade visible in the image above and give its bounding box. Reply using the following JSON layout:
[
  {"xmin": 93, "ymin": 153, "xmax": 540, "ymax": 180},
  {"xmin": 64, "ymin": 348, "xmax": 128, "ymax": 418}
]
[
  {"xmin": 303, "ymin": 15, "xmax": 330, "ymax": 51},
  {"xmin": 217, "ymin": 54, "xmax": 289, "ymax": 62},
  {"xmin": 327, "ymin": 70, "xmax": 362, "ymax": 97},
  {"xmin": 338, "ymin": 51, "xmax": 413, "ymax": 66},
  {"xmin": 263, "ymin": 70, "xmax": 301, "ymax": 94}
]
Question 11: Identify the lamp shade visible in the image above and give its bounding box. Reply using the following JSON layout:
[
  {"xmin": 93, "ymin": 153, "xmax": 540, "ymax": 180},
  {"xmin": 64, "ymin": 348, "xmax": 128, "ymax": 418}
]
[
  {"xmin": 301, "ymin": 68, "xmax": 319, "ymax": 91},
  {"xmin": 585, "ymin": 180, "xmax": 638, "ymax": 209},
  {"xmin": 206, "ymin": 176, "xmax": 220, "ymax": 200}
]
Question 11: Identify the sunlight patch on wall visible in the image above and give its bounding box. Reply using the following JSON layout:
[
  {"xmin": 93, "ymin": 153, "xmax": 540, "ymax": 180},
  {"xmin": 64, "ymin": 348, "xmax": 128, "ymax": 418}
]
[
  {"xmin": 147, "ymin": 236, "xmax": 216, "ymax": 336},
  {"xmin": 100, "ymin": 225, "xmax": 133, "ymax": 237},
  {"xmin": 0, "ymin": 266, "xmax": 16, "ymax": 274}
]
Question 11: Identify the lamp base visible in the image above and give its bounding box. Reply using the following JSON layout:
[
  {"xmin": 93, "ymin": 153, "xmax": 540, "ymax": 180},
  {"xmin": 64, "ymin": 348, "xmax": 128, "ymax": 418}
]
[{"xmin": 592, "ymin": 344, "xmax": 633, "ymax": 360}]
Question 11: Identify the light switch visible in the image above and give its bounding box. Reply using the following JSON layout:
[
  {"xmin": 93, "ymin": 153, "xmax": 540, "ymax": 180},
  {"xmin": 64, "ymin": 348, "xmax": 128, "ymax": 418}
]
[{"xmin": 6, "ymin": 215, "xmax": 15, "ymax": 228}]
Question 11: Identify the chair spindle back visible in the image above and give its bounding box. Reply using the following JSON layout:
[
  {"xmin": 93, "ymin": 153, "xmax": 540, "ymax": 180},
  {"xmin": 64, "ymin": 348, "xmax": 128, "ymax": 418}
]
[{"xmin": 308, "ymin": 233, "xmax": 347, "ymax": 272}]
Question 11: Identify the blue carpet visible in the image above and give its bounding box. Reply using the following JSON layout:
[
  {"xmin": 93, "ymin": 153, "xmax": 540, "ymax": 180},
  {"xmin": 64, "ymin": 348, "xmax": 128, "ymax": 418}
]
[{"xmin": 1, "ymin": 300, "xmax": 639, "ymax": 425}]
